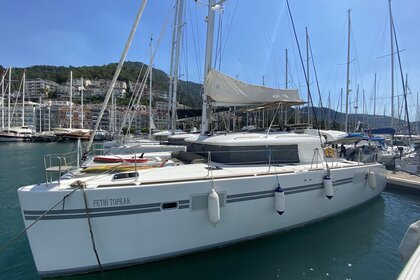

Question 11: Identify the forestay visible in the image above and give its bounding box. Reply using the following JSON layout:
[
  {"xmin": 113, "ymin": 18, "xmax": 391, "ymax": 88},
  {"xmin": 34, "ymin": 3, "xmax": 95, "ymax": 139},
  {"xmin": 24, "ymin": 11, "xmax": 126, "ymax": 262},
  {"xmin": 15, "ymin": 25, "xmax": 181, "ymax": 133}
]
[{"xmin": 204, "ymin": 69, "xmax": 304, "ymax": 107}]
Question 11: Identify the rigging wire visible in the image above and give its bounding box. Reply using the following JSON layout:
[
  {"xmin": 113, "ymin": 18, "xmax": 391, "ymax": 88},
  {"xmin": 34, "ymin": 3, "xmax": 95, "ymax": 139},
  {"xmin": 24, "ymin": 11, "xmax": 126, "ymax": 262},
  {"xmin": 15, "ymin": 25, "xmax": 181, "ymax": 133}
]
[
  {"xmin": 392, "ymin": 17, "xmax": 412, "ymax": 139},
  {"xmin": 123, "ymin": 1, "xmax": 175, "ymax": 136},
  {"xmin": 238, "ymin": 58, "xmax": 250, "ymax": 83},
  {"xmin": 253, "ymin": 1, "xmax": 280, "ymax": 88},
  {"xmin": 308, "ymin": 35, "xmax": 326, "ymax": 127},
  {"xmin": 189, "ymin": 1, "xmax": 203, "ymax": 82},
  {"xmin": 285, "ymin": 0, "xmax": 320, "ymax": 129},
  {"xmin": 219, "ymin": 0, "xmax": 239, "ymax": 65},
  {"xmin": 213, "ymin": 12, "xmax": 223, "ymax": 70},
  {"xmin": 349, "ymin": 25, "xmax": 366, "ymax": 98},
  {"xmin": 285, "ymin": 0, "xmax": 330, "ymax": 177},
  {"xmin": 0, "ymin": 186, "xmax": 81, "ymax": 253}
]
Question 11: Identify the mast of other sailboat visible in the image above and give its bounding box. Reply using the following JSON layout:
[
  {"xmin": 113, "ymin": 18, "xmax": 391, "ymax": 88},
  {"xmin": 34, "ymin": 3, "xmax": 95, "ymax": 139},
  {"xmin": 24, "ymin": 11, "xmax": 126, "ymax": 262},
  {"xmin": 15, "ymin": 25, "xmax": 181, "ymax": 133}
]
[
  {"xmin": 149, "ymin": 36, "xmax": 153, "ymax": 139},
  {"xmin": 345, "ymin": 9, "xmax": 351, "ymax": 133},
  {"xmin": 201, "ymin": 0, "xmax": 216, "ymax": 134},
  {"xmin": 69, "ymin": 70, "xmax": 73, "ymax": 130},
  {"xmin": 22, "ymin": 70, "xmax": 26, "ymax": 127},
  {"xmin": 8, "ymin": 67, "xmax": 11, "ymax": 130},
  {"xmin": 389, "ymin": 0, "xmax": 395, "ymax": 129},
  {"xmin": 81, "ymin": 77, "xmax": 84, "ymax": 129},
  {"xmin": 170, "ymin": 0, "xmax": 185, "ymax": 133}
]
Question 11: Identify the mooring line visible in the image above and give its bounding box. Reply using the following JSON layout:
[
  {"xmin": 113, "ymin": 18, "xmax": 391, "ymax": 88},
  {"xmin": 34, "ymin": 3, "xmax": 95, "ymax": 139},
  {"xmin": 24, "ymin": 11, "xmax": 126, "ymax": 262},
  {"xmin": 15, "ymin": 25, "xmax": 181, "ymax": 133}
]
[
  {"xmin": 0, "ymin": 186, "xmax": 81, "ymax": 252},
  {"xmin": 78, "ymin": 181, "xmax": 106, "ymax": 279}
]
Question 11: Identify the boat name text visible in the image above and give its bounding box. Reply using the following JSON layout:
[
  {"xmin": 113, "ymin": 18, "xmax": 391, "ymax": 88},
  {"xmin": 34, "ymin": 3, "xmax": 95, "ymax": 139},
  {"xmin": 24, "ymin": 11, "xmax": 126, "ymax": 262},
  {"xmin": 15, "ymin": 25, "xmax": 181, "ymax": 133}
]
[{"xmin": 93, "ymin": 197, "xmax": 131, "ymax": 207}]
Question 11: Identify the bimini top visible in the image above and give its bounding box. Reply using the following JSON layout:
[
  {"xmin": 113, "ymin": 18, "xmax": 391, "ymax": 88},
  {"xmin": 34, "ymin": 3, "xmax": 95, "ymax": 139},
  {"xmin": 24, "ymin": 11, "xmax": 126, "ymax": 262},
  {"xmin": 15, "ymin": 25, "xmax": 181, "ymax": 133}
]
[
  {"xmin": 304, "ymin": 129, "xmax": 348, "ymax": 143},
  {"xmin": 204, "ymin": 69, "xmax": 304, "ymax": 107},
  {"xmin": 364, "ymin": 127, "xmax": 395, "ymax": 135}
]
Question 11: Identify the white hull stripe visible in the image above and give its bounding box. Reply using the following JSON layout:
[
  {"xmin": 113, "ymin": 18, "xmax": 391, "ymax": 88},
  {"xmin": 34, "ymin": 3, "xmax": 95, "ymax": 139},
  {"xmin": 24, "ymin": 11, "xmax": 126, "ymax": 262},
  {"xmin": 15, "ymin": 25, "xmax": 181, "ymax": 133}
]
[{"xmin": 23, "ymin": 177, "xmax": 354, "ymax": 221}]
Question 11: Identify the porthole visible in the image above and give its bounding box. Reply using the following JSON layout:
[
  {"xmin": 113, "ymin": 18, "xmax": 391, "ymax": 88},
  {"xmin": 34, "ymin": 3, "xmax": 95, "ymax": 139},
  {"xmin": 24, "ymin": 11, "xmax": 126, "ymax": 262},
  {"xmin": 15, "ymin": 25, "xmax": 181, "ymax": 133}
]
[{"xmin": 161, "ymin": 201, "xmax": 179, "ymax": 210}]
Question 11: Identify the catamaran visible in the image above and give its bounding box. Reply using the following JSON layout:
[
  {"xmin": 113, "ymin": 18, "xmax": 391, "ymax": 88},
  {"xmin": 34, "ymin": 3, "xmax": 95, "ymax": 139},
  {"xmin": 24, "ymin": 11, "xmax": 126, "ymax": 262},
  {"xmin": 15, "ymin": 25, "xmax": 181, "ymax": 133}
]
[{"xmin": 17, "ymin": 0, "xmax": 387, "ymax": 277}]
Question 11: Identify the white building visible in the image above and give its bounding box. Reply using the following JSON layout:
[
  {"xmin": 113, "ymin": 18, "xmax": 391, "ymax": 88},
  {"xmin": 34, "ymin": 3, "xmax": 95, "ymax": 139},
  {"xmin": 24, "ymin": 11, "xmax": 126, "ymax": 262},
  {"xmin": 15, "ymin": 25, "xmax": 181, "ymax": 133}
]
[{"xmin": 25, "ymin": 79, "xmax": 58, "ymax": 99}]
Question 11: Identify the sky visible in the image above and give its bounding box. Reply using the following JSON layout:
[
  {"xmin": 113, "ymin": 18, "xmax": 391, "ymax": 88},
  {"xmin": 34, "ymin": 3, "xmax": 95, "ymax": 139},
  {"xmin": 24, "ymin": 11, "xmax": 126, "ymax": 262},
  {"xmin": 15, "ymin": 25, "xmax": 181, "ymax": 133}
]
[{"xmin": 1, "ymin": 0, "xmax": 420, "ymax": 121}]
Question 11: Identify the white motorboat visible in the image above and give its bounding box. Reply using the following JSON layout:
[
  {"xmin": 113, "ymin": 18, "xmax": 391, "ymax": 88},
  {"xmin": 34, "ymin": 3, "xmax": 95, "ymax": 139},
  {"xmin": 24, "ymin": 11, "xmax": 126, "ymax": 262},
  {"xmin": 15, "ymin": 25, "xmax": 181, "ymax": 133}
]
[
  {"xmin": 18, "ymin": 131, "xmax": 386, "ymax": 277},
  {"xmin": 0, "ymin": 126, "xmax": 34, "ymax": 142}
]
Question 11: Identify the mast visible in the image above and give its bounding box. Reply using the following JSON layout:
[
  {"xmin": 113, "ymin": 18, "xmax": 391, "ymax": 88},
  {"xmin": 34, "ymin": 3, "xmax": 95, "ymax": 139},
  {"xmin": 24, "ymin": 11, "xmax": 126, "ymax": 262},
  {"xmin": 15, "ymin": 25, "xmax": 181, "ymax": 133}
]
[
  {"xmin": 1, "ymin": 69, "xmax": 6, "ymax": 130},
  {"xmin": 305, "ymin": 27, "xmax": 310, "ymax": 125},
  {"xmin": 112, "ymin": 93, "xmax": 116, "ymax": 132},
  {"xmin": 417, "ymin": 91, "xmax": 419, "ymax": 134},
  {"xmin": 69, "ymin": 70, "xmax": 73, "ymax": 129},
  {"xmin": 284, "ymin": 48, "xmax": 288, "ymax": 126},
  {"xmin": 201, "ymin": 0, "xmax": 216, "ymax": 134},
  {"xmin": 171, "ymin": 0, "xmax": 185, "ymax": 133},
  {"xmin": 168, "ymin": 0, "xmax": 180, "ymax": 130},
  {"xmin": 81, "ymin": 77, "xmax": 84, "ymax": 129},
  {"xmin": 110, "ymin": 92, "xmax": 114, "ymax": 132},
  {"xmin": 39, "ymin": 96, "xmax": 42, "ymax": 132},
  {"xmin": 86, "ymin": 0, "xmax": 148, "ymax": 152},
  {"xmin": 340, "ymin": 88, "xmax": 343, "ymax": 130},
  {"xmin": 389, "ymin": 0, "xmax": 395, "ymax": 129},
  {"xmin": 149, "ymin": 36, "xmax": 153, "ymax": 139},
  {"xmin": 355, "ymin": 85, "xmax": 359, "ymax": 115},
  {"xmin": 48, "ymin": 102, "xmax": 51, "ymax": 132},
  {"xmin": 345, "ymin": 9, "xmax": 351, "ymax": 133},
  {"xmin": 362, "ymin": 89, "xmax": 365, "ymax": 129},
  {"xmin": 404, "ymin": 73, "xmax": 408, "ymax": 123},
  {"xmin": 8, "ymin": 67, "xmax": 11, "ymax": 130},
  {"xmin": 327, "ymin": 91, "xmax": 331, "ymax": 128},
  {"xmin": 22, "ymin": 70, "xmax": 26, "ymax": 126},
  {"xmin": 374, "ymin": 73, "xmax": 377, "ymax": 127}
]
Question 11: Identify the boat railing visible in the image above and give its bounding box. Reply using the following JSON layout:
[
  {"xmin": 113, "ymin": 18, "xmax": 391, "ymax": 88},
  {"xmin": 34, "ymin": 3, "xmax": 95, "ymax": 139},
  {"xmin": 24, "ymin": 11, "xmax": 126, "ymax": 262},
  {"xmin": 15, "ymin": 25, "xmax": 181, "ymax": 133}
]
[
  {"xmin": 43, "ymin": 151, "xmax": 79, "ymax": 185},
  {"xmin": 311, "ymin": 148, "xmax": 325, "ymax": 169}
]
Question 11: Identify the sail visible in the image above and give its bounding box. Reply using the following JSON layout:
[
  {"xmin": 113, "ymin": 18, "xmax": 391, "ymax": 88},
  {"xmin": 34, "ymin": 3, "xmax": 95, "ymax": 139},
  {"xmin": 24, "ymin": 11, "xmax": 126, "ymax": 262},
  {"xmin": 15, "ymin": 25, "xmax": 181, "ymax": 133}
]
[{"xmin": 204, "ymin": 69, "xmax": 303, "ymax": 107}]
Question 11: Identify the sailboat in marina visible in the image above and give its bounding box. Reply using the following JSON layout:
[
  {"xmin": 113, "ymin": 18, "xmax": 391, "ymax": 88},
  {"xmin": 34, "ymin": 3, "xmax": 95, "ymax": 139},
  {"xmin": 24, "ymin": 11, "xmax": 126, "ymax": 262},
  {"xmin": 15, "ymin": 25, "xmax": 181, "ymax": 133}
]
[
  {"xmin": 17, "ymin": 0, "xmax": 387, "ymax": 277},
  {"xmin": 0, "ymin": 68, "xmax": 35, "ymax": 142},
  {"xmin": 53, "ymin": 71, "xmax": 92, "ymax": 141}
]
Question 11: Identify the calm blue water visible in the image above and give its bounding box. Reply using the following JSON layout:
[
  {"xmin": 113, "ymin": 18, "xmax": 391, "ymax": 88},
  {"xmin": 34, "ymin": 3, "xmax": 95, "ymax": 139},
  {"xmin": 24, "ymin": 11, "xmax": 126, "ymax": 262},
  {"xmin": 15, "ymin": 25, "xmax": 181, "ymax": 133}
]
[{"xmin": 0, "ymin": 143, "xmax": 419, "ymax": 280}]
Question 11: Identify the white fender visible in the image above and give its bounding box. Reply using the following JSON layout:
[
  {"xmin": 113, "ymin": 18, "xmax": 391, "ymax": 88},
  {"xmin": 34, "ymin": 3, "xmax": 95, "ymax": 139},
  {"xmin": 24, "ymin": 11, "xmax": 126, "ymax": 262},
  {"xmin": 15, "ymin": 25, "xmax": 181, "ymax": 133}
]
[
  {"xmin": 367, "ymin": 169, "xmax": 377, "ymax": 189},
  {"xmin": 323, "ymin": 175, "xmax": 334, "ymax": 199},
  {"xmin": 275, "ymin": 186, "xmax": 286, "ymax": 215},
  {"xmin": 399, "ymin": 220, "xmax": 420, "ymax": 260},
  {"xmin": 208, "ymin": 189, "xmax": 220, "ymax": 226}
]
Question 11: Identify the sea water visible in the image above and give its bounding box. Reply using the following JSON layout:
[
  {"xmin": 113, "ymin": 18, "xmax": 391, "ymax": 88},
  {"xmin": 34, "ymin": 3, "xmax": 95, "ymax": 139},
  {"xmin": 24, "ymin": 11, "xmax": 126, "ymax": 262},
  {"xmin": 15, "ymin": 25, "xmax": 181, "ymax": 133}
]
[{"xmin": 0, "ymin": 142, "xmax": 419, "ymax": 280}]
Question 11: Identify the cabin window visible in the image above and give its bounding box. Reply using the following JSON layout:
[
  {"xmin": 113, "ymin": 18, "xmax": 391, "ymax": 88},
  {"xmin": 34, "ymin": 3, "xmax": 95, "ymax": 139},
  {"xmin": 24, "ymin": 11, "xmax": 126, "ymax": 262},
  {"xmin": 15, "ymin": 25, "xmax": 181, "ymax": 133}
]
[
  {"xmin": 112, "ymin": 172, "xmax": 139, "ymax": 180},
  {"xmin": 161, "ymin": 202, "xmax": 179, "ymax": 210},
  {"xmin": 187, "ymin": 143, "xmax": 299, "ymax": 165}
]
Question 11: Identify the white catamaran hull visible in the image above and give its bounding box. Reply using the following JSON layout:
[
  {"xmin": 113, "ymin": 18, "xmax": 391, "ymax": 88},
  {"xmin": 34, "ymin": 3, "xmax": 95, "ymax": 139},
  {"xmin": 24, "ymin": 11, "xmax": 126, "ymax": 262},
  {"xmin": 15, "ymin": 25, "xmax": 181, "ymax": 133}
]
[{"xmin": 18, "ymin": 163, "xmax": 386, "ymax": 277}]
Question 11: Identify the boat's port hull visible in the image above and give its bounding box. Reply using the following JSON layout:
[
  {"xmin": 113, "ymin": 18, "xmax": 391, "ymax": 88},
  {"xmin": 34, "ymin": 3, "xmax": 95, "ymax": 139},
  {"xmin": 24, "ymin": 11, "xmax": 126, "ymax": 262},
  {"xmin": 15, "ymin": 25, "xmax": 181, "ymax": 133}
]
[{"xmin": 18, "ymin": 163, "xmax": 387, "ymax": 277}]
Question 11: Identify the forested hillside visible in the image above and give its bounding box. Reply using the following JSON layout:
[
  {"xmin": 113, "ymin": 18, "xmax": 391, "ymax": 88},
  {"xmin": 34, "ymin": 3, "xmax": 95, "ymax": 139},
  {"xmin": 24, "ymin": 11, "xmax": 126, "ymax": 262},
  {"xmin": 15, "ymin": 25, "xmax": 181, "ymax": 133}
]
[{"xmin": 0, "ymin": 62, "xmax": 203, "ymax": 108}]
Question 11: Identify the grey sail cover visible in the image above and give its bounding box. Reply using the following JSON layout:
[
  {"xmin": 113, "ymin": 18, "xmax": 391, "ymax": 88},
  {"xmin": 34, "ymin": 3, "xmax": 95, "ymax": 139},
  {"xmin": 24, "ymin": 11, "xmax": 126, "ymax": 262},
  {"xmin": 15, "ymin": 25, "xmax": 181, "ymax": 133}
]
[{"xmin": 204, "ymin": 69, "xmax": 303, "ymax": 106}]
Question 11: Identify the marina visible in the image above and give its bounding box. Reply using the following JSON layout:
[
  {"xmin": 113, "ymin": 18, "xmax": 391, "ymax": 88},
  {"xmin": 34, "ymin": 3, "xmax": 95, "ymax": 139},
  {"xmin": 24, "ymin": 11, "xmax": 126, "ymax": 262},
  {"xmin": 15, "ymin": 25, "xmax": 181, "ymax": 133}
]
[{"xmin": 1, "ymin": 0, "xmax": 420, "ymax": 279}]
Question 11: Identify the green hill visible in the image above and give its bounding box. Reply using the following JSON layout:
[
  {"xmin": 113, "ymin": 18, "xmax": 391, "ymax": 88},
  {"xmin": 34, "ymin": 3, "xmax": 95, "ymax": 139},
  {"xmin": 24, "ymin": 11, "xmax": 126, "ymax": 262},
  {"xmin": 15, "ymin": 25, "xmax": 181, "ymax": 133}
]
[{"xmin": 0, "ymin": 62, "xmax": 203, "ymax": 108}]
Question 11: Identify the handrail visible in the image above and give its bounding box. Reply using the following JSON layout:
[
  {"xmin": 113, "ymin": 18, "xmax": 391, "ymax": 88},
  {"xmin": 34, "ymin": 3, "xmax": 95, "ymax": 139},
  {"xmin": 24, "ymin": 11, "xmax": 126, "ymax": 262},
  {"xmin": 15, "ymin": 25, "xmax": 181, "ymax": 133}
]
[{"xmin": 44, "ymin": 151, "xmax": 79, "ymax": 185}]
